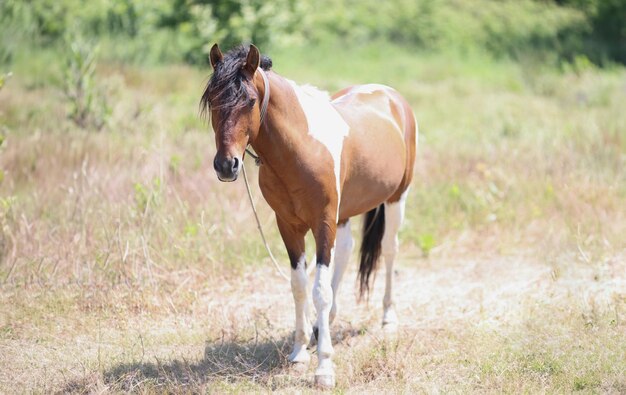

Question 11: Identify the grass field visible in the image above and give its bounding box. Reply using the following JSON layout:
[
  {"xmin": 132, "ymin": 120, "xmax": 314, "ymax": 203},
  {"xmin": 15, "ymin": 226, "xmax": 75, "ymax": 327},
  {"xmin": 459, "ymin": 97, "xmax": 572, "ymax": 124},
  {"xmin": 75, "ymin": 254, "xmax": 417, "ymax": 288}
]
[{"xmin": 1, "ymin": 44, "xmax": 625, "ymax": 392}]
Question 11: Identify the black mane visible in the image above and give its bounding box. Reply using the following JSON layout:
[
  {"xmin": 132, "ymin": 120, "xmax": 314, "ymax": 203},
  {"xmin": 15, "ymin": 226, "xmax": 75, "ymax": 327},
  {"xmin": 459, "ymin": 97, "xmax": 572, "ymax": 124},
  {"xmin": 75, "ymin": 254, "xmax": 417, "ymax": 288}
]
[{"xmin": 200, "ymin": 45, "xmax": 272, "ymax": 125}]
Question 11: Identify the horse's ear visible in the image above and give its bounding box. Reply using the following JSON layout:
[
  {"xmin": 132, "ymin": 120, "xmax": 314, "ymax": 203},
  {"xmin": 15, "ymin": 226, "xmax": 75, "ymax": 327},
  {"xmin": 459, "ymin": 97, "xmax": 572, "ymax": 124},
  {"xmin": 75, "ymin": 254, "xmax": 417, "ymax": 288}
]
[
  {"xmin": 209, "ymin": 43, "xmax": 223, "ymax": 69},
  {"xmin": 243, "ymin": 44, "xmax": 260, "ymax": 78}
]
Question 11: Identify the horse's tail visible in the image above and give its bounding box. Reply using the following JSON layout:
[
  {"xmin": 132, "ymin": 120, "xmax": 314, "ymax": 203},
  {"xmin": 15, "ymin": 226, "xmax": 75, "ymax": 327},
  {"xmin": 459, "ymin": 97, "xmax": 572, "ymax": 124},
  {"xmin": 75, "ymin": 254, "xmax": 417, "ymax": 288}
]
[{"xmin": 358, "ymin": 204, "xmax": 385, "ymax": 300}]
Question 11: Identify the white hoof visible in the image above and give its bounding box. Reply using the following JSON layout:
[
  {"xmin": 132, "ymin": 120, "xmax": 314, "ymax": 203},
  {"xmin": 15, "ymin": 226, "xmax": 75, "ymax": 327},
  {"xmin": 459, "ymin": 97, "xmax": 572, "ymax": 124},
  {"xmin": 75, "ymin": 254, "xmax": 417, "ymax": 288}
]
[
  {"xmin": 288, "ymin": 344, "xmax": 311, "ymax": 364},
  {"xmin": 315, "ymin": 358, "xmax": 335, "ymax": 388},
  {"xmin": 314, "ymin": 374, "xmax": 335, "ymax": 389},
  {"xmin": 382, "ymin": 307, "xmax": 398, "ymax": 327},
  {"xmin": 383, "ymin": 321, "xmax": 398, "ymax": 334}
]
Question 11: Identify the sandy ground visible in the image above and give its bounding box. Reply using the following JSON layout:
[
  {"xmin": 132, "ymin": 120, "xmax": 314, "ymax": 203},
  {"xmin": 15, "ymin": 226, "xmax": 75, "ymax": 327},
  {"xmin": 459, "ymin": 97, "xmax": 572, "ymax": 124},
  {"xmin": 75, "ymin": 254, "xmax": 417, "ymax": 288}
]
[
  {"xmin": 220, "ymin": 250, "xmax": 625, "ymax": 336},
  {"xmin": 1, "ymin": 248, "xmax": 625, "ymax": 392}
]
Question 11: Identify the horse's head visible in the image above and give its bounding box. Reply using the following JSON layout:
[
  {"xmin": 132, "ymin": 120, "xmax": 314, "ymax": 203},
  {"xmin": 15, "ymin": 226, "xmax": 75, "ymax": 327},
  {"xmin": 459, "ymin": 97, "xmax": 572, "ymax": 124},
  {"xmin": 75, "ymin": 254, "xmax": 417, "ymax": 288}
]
[{"xmin": 201, "ymin": 44, "xmax": 269, "ymax": 182}]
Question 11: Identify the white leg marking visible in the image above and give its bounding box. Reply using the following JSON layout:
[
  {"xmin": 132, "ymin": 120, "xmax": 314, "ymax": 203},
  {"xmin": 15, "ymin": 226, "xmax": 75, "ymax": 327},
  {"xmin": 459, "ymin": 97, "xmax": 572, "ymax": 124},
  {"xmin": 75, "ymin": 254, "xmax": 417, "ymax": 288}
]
[
  {"xmin": 313, "ymin": 263, "xmax": 335, "ymax": 387},
  {"xmin": 289, "ymin": 254, "xmax": 311, "ymax": 364},
  {"xmin": 330, "ymin": 221, "xmax": 353, "ymax": 324},
  {"xmin": 381, "ymin": 191, "xmax": 408, "ymax": 328}
]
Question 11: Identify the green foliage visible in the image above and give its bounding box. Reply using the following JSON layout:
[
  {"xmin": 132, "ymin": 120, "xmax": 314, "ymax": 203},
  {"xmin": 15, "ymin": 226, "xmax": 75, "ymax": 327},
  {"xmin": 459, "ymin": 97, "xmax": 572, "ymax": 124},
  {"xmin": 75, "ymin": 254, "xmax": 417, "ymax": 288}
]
[
  {"xmin": 62, "ymin": 35, "xmax": 110, "ymax": 130},
  {"xmin": 0, "ymin": 2, "xmax": 36, "ymax": 64},
  {"xmin": 0, "ymin": 0, "xmax": 624, "ymax": 67},
  {"xmin": 154, "ymin": 0, "xmax": 304, "ymax": 64},
  {"xmin": 0, "ymin": 134, "xmax": 4, "ymax": 185},
  {"xmin": 169, "ymin": 154, "xmax": 182, "ymax": 176},
  {"xmin": 591, "ymin": 0, "xmax": 626, "ymax": 63},
  {"xmin": 561, "ymin": 54, "xmax": 596, "ymax": 75},
  {"xmin": 133, "ymin": 177, "xmax": 163, "ymax": 216},
  {"xmin": 184, "ymin": 222, "xmax": 198, "ymax": 237},
  {"xmin": 572, "ymin": 374, "xmax": 600, "ymax": 391},
  {"xmin": 552, "ymin": 0, "xmax": 626, "ymax": 63},
  {"xmin": 0, "ymin": 196, "xmax": 16, "ymax": 221},
  {"xmin": 0, "ymin": 195, "xmax": 17, "ymax": 264},
  {"xmin": 0, "ymin": 72, "xmax": 12, "ymax": 92},
  {"xmin": 417, "ymin": 233, "xmax": 436, "ymax": 257}
]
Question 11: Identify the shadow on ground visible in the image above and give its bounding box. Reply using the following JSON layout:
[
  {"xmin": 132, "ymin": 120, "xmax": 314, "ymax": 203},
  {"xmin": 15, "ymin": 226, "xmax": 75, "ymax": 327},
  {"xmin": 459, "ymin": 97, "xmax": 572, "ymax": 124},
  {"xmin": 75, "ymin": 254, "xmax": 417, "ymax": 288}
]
[
  {"xmin": 62, "ymin": 324, "xmax": 367, "ymax": 392},
  {"xmin": 108, "ymin": 337, "xmax": 292, "ymax": 391},
  {"xmin": 60, "ymin": 335, "xmax": 293, "ymax": 392}
]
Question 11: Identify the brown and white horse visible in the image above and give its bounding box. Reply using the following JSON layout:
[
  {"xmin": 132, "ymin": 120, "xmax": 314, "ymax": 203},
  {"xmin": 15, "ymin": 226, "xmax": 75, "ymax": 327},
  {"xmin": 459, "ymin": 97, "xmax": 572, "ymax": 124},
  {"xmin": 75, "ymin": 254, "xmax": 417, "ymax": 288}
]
[{"xmin": 201, "ymin": 44, "xmax": 417, "ymax": 388}]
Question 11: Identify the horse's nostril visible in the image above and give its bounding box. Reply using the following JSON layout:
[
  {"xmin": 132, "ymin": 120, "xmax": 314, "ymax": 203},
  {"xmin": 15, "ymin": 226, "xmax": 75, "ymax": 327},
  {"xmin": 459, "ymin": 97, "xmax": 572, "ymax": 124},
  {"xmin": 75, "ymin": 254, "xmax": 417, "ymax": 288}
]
[
  {"xmin": 232, "ymin": 157, "xmax": 240, "ymax": 172},
  {"xmin": 213, "ymin": 157, "xmax": 221, "ymax": 172}
]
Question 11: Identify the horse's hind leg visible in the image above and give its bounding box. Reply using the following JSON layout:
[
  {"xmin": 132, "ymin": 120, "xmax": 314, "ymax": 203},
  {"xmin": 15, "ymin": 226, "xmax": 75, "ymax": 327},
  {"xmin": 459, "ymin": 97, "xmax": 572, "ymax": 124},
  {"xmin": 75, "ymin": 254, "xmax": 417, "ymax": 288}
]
[
  {"xmin": 330, "ymin": 219, "xmax": 353, "ymax": 324},
  {"xmin": 381, "ymin": 190, "xmax": 408, "ymax": 329}
]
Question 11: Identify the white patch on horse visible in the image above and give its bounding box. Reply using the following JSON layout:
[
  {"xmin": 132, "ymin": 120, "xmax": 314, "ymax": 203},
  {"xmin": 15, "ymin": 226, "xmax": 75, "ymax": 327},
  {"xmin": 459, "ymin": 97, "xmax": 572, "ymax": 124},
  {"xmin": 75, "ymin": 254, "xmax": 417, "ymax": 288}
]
[
  {"xmin": 289, "ymin": 254, "xmax": 311, "ymax": 363},
  {"xmin": 330, "ymin": 220, "xmax": 353, "ymax": 324},
  {"xmin": 331, "ymin": 84, "xmax": 393, "ymax": 104},
  {"xmin": 287, "ymin": 80, "xmax": 349, "ymax": 217},
  {"xmin": 312, "ymin": 262, "xmax": 335, "ymax": 383},
  {"xmin": 381, "ymin": 188, "xmax": 409, "ymax": 329},
  {"xmin": 332, "ymin": 84, "xmax": 403, "ymax": 140},
  {"xmin": 352, "ymin": 83, "xmax": 394, "ymax": 95}
]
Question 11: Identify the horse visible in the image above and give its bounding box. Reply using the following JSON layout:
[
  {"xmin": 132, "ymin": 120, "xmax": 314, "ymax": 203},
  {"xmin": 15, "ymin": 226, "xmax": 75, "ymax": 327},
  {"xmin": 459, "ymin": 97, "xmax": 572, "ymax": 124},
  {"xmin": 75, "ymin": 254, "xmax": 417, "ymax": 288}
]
[{"xmin": 200, "ymin": 44, "xmax": 417, "ymax": 388}]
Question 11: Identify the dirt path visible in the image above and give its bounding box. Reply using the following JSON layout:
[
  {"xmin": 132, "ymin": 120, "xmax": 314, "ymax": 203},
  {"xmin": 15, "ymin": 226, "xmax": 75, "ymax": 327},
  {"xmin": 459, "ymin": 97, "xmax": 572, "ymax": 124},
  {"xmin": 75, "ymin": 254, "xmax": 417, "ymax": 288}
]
[{"xmin": 227, "ymin": 251, "xmax": 623, "ymax": 334}]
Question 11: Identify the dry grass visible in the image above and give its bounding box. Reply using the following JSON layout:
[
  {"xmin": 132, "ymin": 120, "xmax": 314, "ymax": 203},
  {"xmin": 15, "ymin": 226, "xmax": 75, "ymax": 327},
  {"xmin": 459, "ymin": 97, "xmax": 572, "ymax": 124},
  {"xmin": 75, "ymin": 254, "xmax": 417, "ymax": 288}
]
[{"xmin": 0, "ymin": 47, "xmax": 625, "ymax": 393}]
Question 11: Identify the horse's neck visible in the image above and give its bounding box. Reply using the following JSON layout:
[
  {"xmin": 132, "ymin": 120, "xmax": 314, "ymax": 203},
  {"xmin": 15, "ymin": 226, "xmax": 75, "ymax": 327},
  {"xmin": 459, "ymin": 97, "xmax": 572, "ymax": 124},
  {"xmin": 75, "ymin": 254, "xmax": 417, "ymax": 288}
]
[{"xmin": 250, "ymin": 74, "xmax": 310, "ymax": 171}]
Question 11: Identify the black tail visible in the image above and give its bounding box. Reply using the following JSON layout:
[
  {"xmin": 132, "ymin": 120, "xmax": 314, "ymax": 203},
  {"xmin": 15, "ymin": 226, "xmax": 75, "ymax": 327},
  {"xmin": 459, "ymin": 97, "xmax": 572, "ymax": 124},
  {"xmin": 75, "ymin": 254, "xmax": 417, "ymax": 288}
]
[{"xmin": 358, "ymin": 204, "xmax": 385, "ymax": 300}]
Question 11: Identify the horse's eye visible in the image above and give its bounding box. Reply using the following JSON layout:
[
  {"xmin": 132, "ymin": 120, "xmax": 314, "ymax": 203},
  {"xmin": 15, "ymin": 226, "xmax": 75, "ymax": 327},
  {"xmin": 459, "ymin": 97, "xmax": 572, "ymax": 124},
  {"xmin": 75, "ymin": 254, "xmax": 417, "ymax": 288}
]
[{"xmin": 248, "ymin": 98, "xmax": 256, "ymax": 108}]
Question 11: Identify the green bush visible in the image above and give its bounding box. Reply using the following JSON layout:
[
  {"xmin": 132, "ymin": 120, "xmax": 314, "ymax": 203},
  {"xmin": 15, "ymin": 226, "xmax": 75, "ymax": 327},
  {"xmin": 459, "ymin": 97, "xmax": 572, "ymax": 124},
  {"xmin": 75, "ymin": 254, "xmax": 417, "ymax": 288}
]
[
  {"xmin": 552, "ymin": 0, "xmax": 626, "ymax": 63},
  {"xmin": 62, "ymin": 35, "xmax": 110, "ymax": 130},
  {"xmin": 0, "ymin": 2, "xmax": 37, "ymax": 64},
  {"xmin": 592, "ymin": 0, "xmax": 626, "ymax": 63},
  {"xmin": 0, "ymin": 73, "xmax": 12, "ymax": 92},
  {"xmin": 0, "ymin": 0, "xmax": 624, "ymax": 66}
]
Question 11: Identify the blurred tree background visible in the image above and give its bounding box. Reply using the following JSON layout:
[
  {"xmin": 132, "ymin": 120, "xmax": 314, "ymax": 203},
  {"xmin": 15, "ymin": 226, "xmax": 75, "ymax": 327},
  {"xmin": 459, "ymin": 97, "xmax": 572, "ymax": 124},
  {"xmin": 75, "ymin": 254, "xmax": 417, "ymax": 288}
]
[{"xmin": 1, "ymin": 0, "xmax": 624, "ymax": 67}]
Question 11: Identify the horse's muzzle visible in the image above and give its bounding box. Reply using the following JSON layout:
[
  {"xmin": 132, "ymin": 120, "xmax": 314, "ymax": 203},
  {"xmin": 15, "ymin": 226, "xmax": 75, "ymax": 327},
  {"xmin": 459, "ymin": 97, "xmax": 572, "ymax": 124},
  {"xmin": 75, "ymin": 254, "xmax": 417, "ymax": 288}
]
[{"xmin": 214, "ymin": 155, "xmax": 241, "ymax": 182}]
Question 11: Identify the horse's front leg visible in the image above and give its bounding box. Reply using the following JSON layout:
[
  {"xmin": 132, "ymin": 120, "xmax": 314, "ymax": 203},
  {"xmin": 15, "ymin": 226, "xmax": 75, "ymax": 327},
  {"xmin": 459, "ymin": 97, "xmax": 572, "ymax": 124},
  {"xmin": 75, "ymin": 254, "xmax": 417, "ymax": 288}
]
[
  {"xmin": 276, "ymin": 217, "xmax": 311, "ymax": 365},
  {"xmin": 312, "ymin": 215, "xmax": 337, "ymax": 388}
]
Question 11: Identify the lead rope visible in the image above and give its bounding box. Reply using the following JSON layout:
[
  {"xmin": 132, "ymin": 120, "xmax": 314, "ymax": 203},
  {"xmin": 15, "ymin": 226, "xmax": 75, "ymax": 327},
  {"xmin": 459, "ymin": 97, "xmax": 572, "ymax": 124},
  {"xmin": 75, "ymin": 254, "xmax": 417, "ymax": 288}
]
[
  {"xmin": 241, "ymin": 68, "xmax": 289, "ymax": 282},
  {"xmin": 241, "ymin": 162, "xmax": 290, "ymax": 281}
]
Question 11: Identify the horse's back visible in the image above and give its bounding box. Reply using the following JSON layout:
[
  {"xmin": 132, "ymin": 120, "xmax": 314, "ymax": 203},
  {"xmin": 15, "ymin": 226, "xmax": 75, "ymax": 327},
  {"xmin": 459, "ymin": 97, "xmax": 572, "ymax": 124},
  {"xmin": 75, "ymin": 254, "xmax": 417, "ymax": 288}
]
[{"xmin": 332, "ymin": 84, "xmax": 417, "ymax": 219}]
